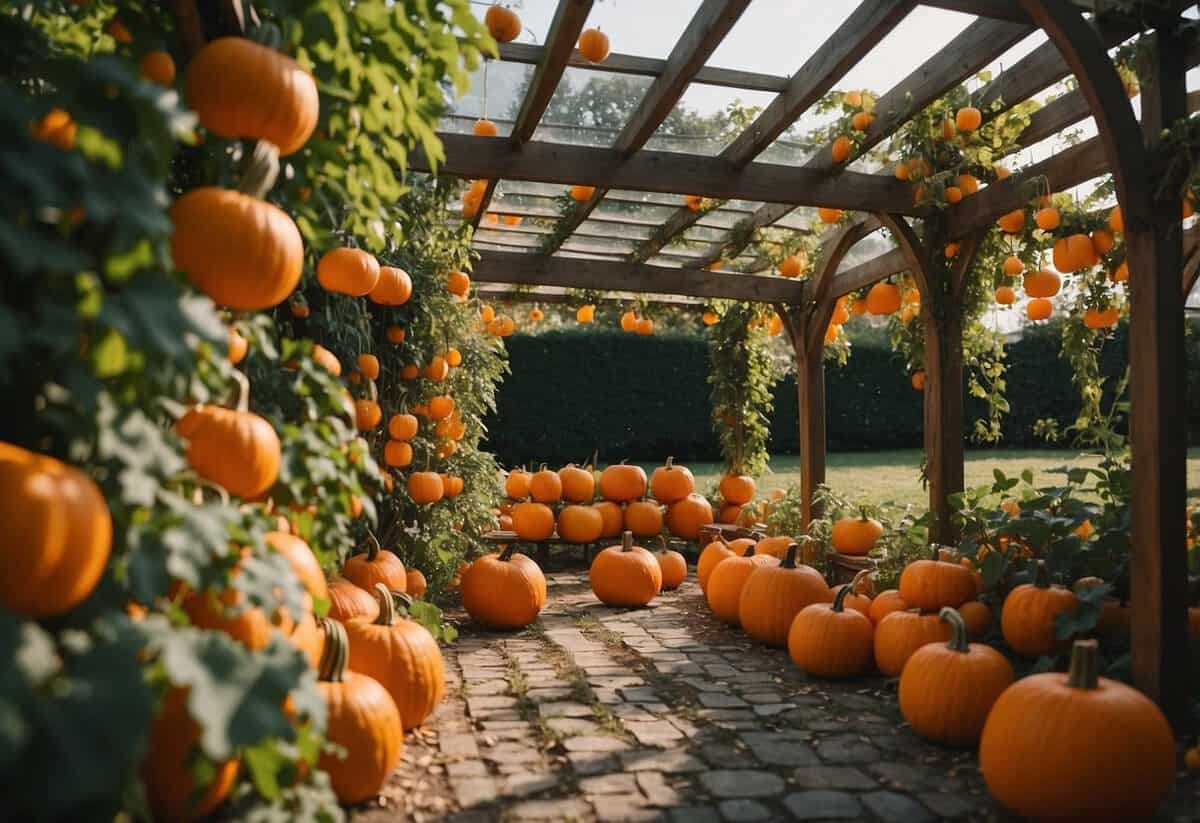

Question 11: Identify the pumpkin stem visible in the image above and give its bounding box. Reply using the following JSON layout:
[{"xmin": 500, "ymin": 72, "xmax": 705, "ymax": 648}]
[
  {"xmin": 621, "ymin": 530, "xmax": 634, "ymax": 552},
  {"xmin": 850, "ymin": 569, "xmax": 873, "ymax": 597},
  {"xmin": 1032, "ymin": 558, "xmax": 1051, "ymax": 588},
  {"xmin": 665, "ymin": 456, "xmax": 674, "ymax": 470},
  {"xmin": 498, "ymin": 544, "xmax": 517, "ymax": 562},
  {"xmin": 237, "ymin": 139, "xmax": 281, "ymax": 198},
  {"xmin": 938, "ymin": 607, "xmax": 970, "ymax": 653},
  {"xmin": 742, "ymin": 543, "xmax": 756, "ymax": 558},
  {"xmin": 317, "ymin": 618, "xmax": 348, "ymax": 683},
  {"xmin": 781, "ymin": 542, "xmax": 799, "ymax": 568},
  {"xmin": 657, "ymin": 534, "xmax": 668, "ymax": 554},
  {"xmin": 1065, "ymin": 639, "xmax": 1101, "ymax": 689},
  {"xmin": 373, "ymin": 582, "xmax": 396, "ymax": 626},
  {"xmin": 392, "ymin": 590, "xmax": 414, "ymax": 611},
  {"xmin": 363, "ymin": 532, "xmax": 380, "ymax": 562},
  {"xmin": 229, "ymin": 368, "xmax": 251, "ymax": 413},
  {"xmin": 830, "ymin": 584, "xmax": 853, "ymax": 613}
]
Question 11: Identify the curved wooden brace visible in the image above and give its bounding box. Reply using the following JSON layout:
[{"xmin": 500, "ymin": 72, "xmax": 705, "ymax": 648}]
[
  {"xmin": 872, "ymin": 212, "xmax": 932, "ymax": 303},
  {"xmin": 804, "ymin": 217, "xmax": 883, "ymax": 355}
]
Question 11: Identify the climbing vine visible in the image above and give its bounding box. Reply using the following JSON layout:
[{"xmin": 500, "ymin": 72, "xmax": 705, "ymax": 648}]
[{"xmin": 707, "ymin": 302, "xmax": 780, "ymax": 476}]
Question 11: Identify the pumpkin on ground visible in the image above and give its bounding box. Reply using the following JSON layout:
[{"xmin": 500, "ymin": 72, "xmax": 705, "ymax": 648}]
[
  {"xmin": 328, "ymin": 578, "xmax": 380, "ymax": 624},
  {"xmin": 557, "ymin": 504, "xmax": 604, "ymax": 543},
  {"xmin": 590, "ymin": 531, "xmax": 662, "ymax": 608},
  {"xmin": 753, "ymin": 535, "xmax": 792, "ymax": 559},
  {"xmin": 979, "ymin": 639, "xmax": 1175, "ymax": 821},
  {"xmin": 705, "ymin": 545, "xmax": 779, "ymax": 625},
  {"xmin": 830, "ymin": 511, "xmax": 883, "ymax": 556},
  {"xmin": 666, "ymin": 493, "xmax": 714, "ymax": 540},
  {"xmin": 650, "ymin": 457, "xmax": 695, "ymax": 503},
  {"xmin": 897, "ymin": 547, "xmax": 976, "ymax": 612},
  {"xmin": 655, "ymin": 539, "xmax": 687, "ymax": 591},
  {"xmin": 512, "ymin": 501, "xmax": 556, "ymax": 541},
  {"xmin": 461, "ymin": 545, "xmax": 546, "ymax": 629},
  {"xmin": 140, "ymin": 688, "xmax": 239, "ymax": 822},
  {"xmin": 1000, "ymin": 560, "xmax": 1078, "ymax": 657},
  {"xmin": 788, "ymin": 583, "xmax": 874, "ymax": 678},
  {"xmin": 625, "ymin": 499, "xmax": 665, "ymax": 537},
  {"xmin": 345, "ymin": 585, "xmax": 446, "ymax": 730},
  {"xmin": 739, "ymin": 543, "xmax": 833, "ymax": 647},
  {"xmin": 0, "ymin": 442, "xmax": 112, "ymax": 617},
  {"xmin": 697, "ymin": 535, "xmax": 754, "ymax": 592},
  {"xmin": 599, "ymin": 463, "xmax": 648, "ymax": 502},
  {"xmin": 867, "ymin": 589, "xmax": 908, "ymax": 624},
  {"xmin": 873, "ymin": 608, "xmax": 951, "ymax": 677},
  {"xmin": 342, "ymin": 534, "xmax": 407, "ymax": 594},
  {"xmin": 317, "ymin": 620, "xmax": 404, "ymax": 804},
  {"xmin": 899, "ymin": 608, "xmax": 1014, "ymax": 746}
]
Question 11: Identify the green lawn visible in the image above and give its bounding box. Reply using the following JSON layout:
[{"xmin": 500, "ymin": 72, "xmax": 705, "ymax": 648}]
[{"xmin": 645, "ymin": 449, "xmax": 1200, "ymax": 509}]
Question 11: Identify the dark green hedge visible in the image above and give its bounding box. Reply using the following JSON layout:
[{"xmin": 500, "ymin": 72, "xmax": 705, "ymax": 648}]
[{"xmin": 483, "ymin": 322, "xmax": 1200, "ymax": 466}]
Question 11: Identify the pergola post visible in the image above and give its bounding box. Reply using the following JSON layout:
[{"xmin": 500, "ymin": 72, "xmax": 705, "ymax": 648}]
[{"xmin": 780, "ymin": 307, "xmax": 828, "ymax": 528}]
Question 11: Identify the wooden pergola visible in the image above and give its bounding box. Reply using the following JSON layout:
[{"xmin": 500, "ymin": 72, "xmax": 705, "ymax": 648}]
[{"xmin": 412, "ymin": 0, "xmax": 1199, "ymax": 723}]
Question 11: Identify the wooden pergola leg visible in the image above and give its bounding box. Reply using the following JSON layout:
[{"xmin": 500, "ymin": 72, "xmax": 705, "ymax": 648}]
[
  {"xmin": 779, "ymin": 306, "xmax": 828, "ymax": 530},
  {"xmin": 922, "ymin": 298, "xmax": 964, "ymax": 546}
]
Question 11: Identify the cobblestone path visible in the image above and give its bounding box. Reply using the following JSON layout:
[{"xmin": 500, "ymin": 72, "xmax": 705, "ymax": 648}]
[{"xmin": 358, "ymin": 571, "xmax": 1200, "ymax": 822}]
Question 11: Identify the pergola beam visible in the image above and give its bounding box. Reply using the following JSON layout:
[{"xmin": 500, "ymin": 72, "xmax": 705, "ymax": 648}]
[
  {"xmin": 542, "ymin": 0, "xmax": 753, "ymax": 254},
  {"xmin": 420, "ymin": 134, "xmax": 923, "ymax": 215},
  {"xmin": 475, "ymin": 286, "xmax": 704, "ymax": 311}
]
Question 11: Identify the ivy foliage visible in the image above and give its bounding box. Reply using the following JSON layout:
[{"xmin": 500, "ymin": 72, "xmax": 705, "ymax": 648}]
[{"xmin": 707, "ymin": 302, "xmax": 780, "ymax": 476}]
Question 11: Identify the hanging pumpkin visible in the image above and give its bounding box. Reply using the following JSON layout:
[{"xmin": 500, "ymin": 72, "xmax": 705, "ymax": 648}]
[
  {"xmin": 570, "ymin": 185, "xmax": 596, "ymax": 202},
  {"xmin": 1083, "ymin": 307, "xmax": 1119, "ymax": 329},
  {"xmin": 184, "ymin": 37, "xmax": 318, "ymax": 155},
  {"xmin": 705, "ymin": 545, "xmax": 779, "ymax": 625},
  {"xmin": 384, "ymin": 440, "xmax": 413, "ymax": 468},
  {"xmin": 328, "ymin": 578, "xmax": 380, "ymax": 623},
  {"xmin": 265, "ymin": 531, "xmax": 328, "ymax": 602},
  {"xmin": 666, "ymin": 493, "xmax": 714, "ymax": 540},
  {"xmin": 408, "ymin": 471, "xmax": 445, "ymax": 505},
  {"xmin": 505, "ymin": 468, "xmax": 532, "ymax": 499},
  {"xmin": 316, "ymin": 620, "xmax": 404, "ymax": 804},
  {"xmin": 599, "ymin": 462, "xmax": 648, "ymax": 502},
  {"xmin": 461, "ymin": 545, "xmax": 547, "ymax": 629},
  {"xmin": 865, "ymin": 282, "xmax": 901, "ymax": 314},
  {"xmin": 512, "ymin": 501, "xmax": 555, "ymax": 540},
  {"xmin": 484, "ymin": 4, "xmax": 522, "ymax": 42},
  {"xmin": 311, "ymin": 344, "xmax": 341, "ymax": 376},
  {"xmin": 718, "ymin": 473, "xmax": 755, "ymax": 506},
  {"xmin": 738, "ymin": 543, "xmax": 832, "ymax": 647},
  {"xmin": 318, "ymin": 247, "xmax": 381, "ymax": 296},
  {"xmin": 388, "ymin": 413, "xmax": 419, "ymax": 441},
  {"xmin": 576, "ymin": 304, "xmax": 595, "ymax": 323},
  {"xmin": 994, "ymin": 285, "xmax": 1016, "ymax": 305},
  {"xmin": 788, "ymin": 582, "xmax": 874, "ymax": 678},
  {"xmin": 779, "ymin": 255, "xmax": 804, "ymax": 278},
  {"xmin": 577, "ymin": 27, "xmax": 611, "ymax": 63},
  {"xmin": 996, "ymin": 209, "xmax": 1025, "ymax": 233},
  {"xmin": 1034, "ymin": 206, "xmax": 1061, "ymax": 231},
  {"xmin": 369, "ymin": 266, "xmax": 413, "ymax": 305},
  {"xmin": 447, "ymin": 270, "xmax": 471, "ymax": 298},
  {"xmin": 954, "ymin": 106, "xmax": 981, "ymax": 132},
  {"xmin": 557, "ymin": 504, "xmax": 604, "ymax": 543},
  {"xmin": 873, "ymin": 608, "xmax": 951, "ymax": 676},
  {"xmin": 899, "ymin": 607, "xmax": 1014, "ymax": 746},
  {"xmin": 140, "ymin": 688, "xmax": 240, "ymax": 822},
  {"xmin": 558, "ymin": 463, "xmax": 595, "ymax": 503},
  {"xmin": 593, "ymin": 500, "xmax": 624, "ymax": 538},
  {"xmin": 650, "ymin": 456, "xmax": 695, "ymax": 504},
  {"xmin": 1026, "ymin": 297, "xmax": 1053, "ymax": 320},
  {"xmin": 817, "ymin": 207, "xmax": 842, "ymax": 224},
  {"xmin": 342, "ymin": 534, "xmax": 407, "ymax": 594},
  {"xmin": 0, "ymin": 442, "xmax": 112, "ymax": 617},
  {"xmin": 897, "ymin": 546, "xmax": 976, "ymax": 612},
  {"xmin": 345, "ymin": 585, "xmax": 446, "ymax": 730},
  {"xmin": 1024, "ymin": 269, "xmax": 1061, "ymax": 298},
  {"xmin": 624, "ymin": 499, "xmax": 665, "ymax": 537},
  {"xmin": 979, "ymin": 640, "xmax": 1175, "ymax": 821},
  {"xmin": 590, "ymin": 531, "xmax": 662, "ymax": 607},
  {"xmin": 830, "ymin": 511, "xmax": 883, "ymax": 556},
  {"xmin": 656, "ymin": 539, "xmax": 687, "ymax": 591},
  {"xmin": 831, "ymin": 135, "xmax": 851, "ymax": 163},
  {"xmin": 170, "ymin": 187, "xmax": 303, "ymax": 310},
  {"xmin": 867, "ymin": 588, "xmax": 907, "ymax": 624},
  {"xmin": 529, "ymin": 466, "xmax": 563, "ymax": 503},
  {"xmin": 1000, "ymin": 560, "xmax": 1078, "ymax": 657},
  {"xmin": 227, "ymin": 327, "xmax": 249, "ymax": 365},
  {"xmin": 176, "ymin": 386, "xmax": 281, "ymax": 500}
]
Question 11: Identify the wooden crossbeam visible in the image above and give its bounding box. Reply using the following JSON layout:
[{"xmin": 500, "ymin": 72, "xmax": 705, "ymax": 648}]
[
  {"xmin": 469, "ymin": 249, "xmax": 807, "ymax": 303},
  {"xmin": 495, "ymin": 42, "xmax": 790, "ymax": 95},
  {"xmin": 419, "ymin": 134, "xmax": 922, "ymax": 215},
  {"xmin": 541, "ymin": 0, "xmax": 753, "ymax": 254},
  {"xmin": 471, "ymin": 0, "xmax": 594, "ymax": 228},
  {"xmin": 474, "ymin": 286, "xmax": 703, "ymax": 310},
  {"xmin": 812, "ymin": 247, "xmax": 910, "ymax": 300}
]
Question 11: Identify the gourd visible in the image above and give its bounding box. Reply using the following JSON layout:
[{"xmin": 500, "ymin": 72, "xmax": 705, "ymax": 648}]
[
  {"xmin": 345, "ymin": 585, "xmax": 446, "ymax": 730},
  {"xmin": 461, "ymin": 545, "xmax": 547, "ymax": 629},
  {"xmin": 873, "ymin": 608, "xmax": 950, "ymax": 676},
  {"xmin": 898, "ymin": 608, "xmax": 1014, "ymax": 746},
  {"xmin": 738, "ymin": 543, "xmax": 832, "ymax": 647},
  {"xmin": 342, "ymin": 534, "xmax": 407, "ymax": 593},
  {"xmin": 590, "ymin": 531, "xmax": 662, "ymax": 607},
  {"xmin": 705, "ymin": 545, "xmax": 778, "ymax": 625},
  {"xmin": 788, "ymin": 584, "xmax": 874, "ymax": 678},
  {"xmin": 979, "ymin": 640, "xmax": 1175, "ymax": 821},
  {"xmin": 0, "ymin": 442, "xmax": 112, "ymax": 617},
  {"xmin": 1000, "ymin": 560, "xmax": 1077, "ymax": 657},
  {"xmin": 317, "ymin": 620, "xmax": 404, "ymax": 804},
  {"xmin": 650, "ymin": 457, "xmax": 694, "ymax": 503}
]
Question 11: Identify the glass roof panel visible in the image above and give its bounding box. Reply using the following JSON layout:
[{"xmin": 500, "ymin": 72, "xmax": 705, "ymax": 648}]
[
  {"xmin": 439, "ymin": 60, "xmax": 534, "ymax": 136},
  {"xmin": 576, "ymin": 219, "xmax": 653, "ymax": 241},
  {"xmin": 560, "ymin": 236, "xmax": 638, "ymax": 255},
  {"xmin": 512, "ymin": 0, "xmax": 706, "ymax": 60},
  {"xmin": 706, "ymin": 1, "xmax": 859, "ymax": 77},
  {"xmin": 535, "ymin": 67, "xmax": 654, "ymax": 147},
  {"xmin": 644, "ymin": 84, "xmax": 776, "ymax": 156},
  {"xmin": 593, "ymin": 198, "xmax": 679, "ymax": 224}
]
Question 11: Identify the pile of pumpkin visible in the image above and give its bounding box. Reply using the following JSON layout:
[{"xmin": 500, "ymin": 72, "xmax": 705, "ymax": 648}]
[{"xmin": 692, "ymin": 527, "xmax": 1188, "ymax": 820}]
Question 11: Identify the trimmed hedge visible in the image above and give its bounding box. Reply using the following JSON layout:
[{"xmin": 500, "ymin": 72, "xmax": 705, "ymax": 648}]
[{"xmin": 484, "ymin": 323, "xmax": 1200, "ymax": 467}]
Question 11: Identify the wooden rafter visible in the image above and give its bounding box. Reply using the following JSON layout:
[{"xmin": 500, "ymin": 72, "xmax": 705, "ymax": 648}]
[
  {"xmin": 539, "ymin": 0, "xmax": 754, "ymax": 255},
  {"xmin": 470, "ymin": 0, "xmax": 594, "ymax": 229},
  {"xmin": 474, "ymin": 286, "xmax": 703, "ymax": 310}
]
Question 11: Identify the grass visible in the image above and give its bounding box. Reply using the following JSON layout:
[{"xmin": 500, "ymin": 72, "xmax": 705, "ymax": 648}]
[{"xmin": 635, "ymin": 448, "xmax": 1200, "ymax": 509}]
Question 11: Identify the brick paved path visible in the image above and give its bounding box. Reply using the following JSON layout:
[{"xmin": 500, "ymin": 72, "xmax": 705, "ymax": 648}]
[{"xmin": 358, "ymin": 571, "xmax": 1200, "ymax": 822}]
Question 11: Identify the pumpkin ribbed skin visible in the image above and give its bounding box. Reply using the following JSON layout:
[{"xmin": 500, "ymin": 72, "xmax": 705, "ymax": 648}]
[
  {"xmin": 512, "ymin": 501, "xmax": 555, "ymax": 540},
  {"xmin": 830, "ymin": 515, "xmax": 883, "ymax": 555},
  {"xmin": 406, "ymin": 569, "xmax": 428, "ymax": 599},
  {"xmin": 599, "ymin": 464, "xmax": 647, "ymax": 502},
  {"xmin": 753, "ymin": 536, "xmax": 792, "ymax": 559},
  {"xmin": 957, "ymin": 599, "xmax": 991, "ymax": 637},
  {"xmin": 650, "ymin": 457, "xmax": 694, "ymax": 504},
  {"xmin": 317, "ymin": 621, "xmax": 404, "ymax": 805},
  {"xmin": 559, "ymin": 464, "xmax": 595, "ymax": 503},
  {"xmin": 624, "ymin": 499, "xmax": 664, "ymax": 537},
  {"xmin": 266, "ymin": 531, "xmax": 328, "ymax": 602},
  {"xmin": 529, "ymin": 468, "xmax": 562, "ymax": 503},
  {"xmin": 829, "ymin": 583, "xmax": 872, "ymax": 618},
  {"xmin": 739, "ymin": 544, "xmax": 832, "ymax": 647},
  {"xmin": 185, "ymin": 37, "xmax": 318, "ymax": 155},
  {"xmin": 176, "ymin": 404, "xmax": 281, "ymax": 499},
  {"xmin": 697, "ymin": 537, "xmax": 753, "ymax": 592},
  {"xmin": 0, "ymin": 442, "xmax": 112, "ymax": 617},
  {"xmin": 369, "ymin": 266, "xmax": 412, "ymax": 305},
  {"xmin": 788, "ymin": 586, "xmax": 874, "ymax": 678},
  {"xmin": 141, "ymin": 688, "xmax": 239, "ymax": 822},
  {"xmin": 1001, "ymin": 564, "xmax": 1078, "ymax": 657},
  {"xmin": 557, "ymin": 504, "xmax": 604, "ymax": 543},
  {"xmin": 656, "ymin": 549, "xmax": 687, "ymax": 591},
  {"xmin": 979, "ymin": 640, "xmax": 1175, "ymax": 821},
  {"xmin": 867, "ymin": 589, "xmax": 907, "ymax": 624},
  {"xmin": 899, "ymin": 608, "xmax": 1014, "ymax": 746},
  {"xmin": 898, "ymin": 555, "xmax": 976, "ymax": 612},
  {"xmin": 342, "ymin": 536, "xmax": 407, "ymax": 594},
  {"xmin": 590, "ymin": 532, "xmax": 661, "ymax": 607},
  {"xmin": 346, "ymin": 585, "xmax": 446, "ymax": 729},
  {"xmin": 328, "ymin": 578, "xmax": 380, "ymax": 623},
  {"xmin": 719, "ymin": 473, "xmax": 755, "ymax": 505},
  {"xmin": 873, "ymin": 609, "xmax": 951, "ymax": 676},
  {"xmin": 666, "ymin": 493, "xmax": 714, "ymax": 540},
  {"xmin": 706, "ymin": 548, "xmax": 778, "ymax": 624},
  {"xmin": 505, "ymin": 469, "xmax": 532, "ymax": 499},
  {"xmin": 593, "ymin": 501, "xmax": 624, "ymax": 537},
  {"xmin": 461, "ymin": 547, "xmax": 546, "ymax": 629},
  {"xmin": 171, "ymin": 187, "xmax": 303, "ymax": 310},
  {"xmin": 318, "ymin": 247, "xmax": 380, "ymax": 296}
]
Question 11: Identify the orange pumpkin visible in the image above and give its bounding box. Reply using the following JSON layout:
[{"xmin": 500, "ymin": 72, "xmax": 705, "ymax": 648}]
[
  {"xmin": 0, "ymin": 443, "xmax": 112, "ymax": 617},
  {"xmin": 996, "ymin": 209, "xmax": 1025, "ymax": 234},
  {"xmin": 512, "ymin": 501, "xmax": 555, "ymax": 540},
  {"xmin": 576, "ymin": 304, "xmax": 596, "ymax": 323},
  {"xmin": 266, "ymin": 531, "xmax": 328, "ymax": 602},
  {"xmin": 388, "ymin": 413, "xmax": 418, "ymax": 441},
  {"xmin": 505, "ymin": 468, "xmax": 532, "ymax": 499},
  {"xmin": 408, "ymin": 472, "xmax": 445, "ymax": 505},
  {"xmin": 705, "ymin": 545, "xmax": 778, "ymax": 624},
  {"xmin": 779, "ymin": 255, "xmax": 804, "ymax": 278},
  {"xmin": 593, "ymin": 500, "xmax": 624, "ymax": 538},
  {"xmin": 1000, "ymin": 560, "xmax": 1078, "ymax": 657},
  {"xmin": 656, "ymin": 541, "xmax": 687, "ymax": 591},
  {"xmin": 345, "ymin": 585, "xmax": 446, "ymax": 730},
  {"xmin": 1083, "ymin": 307, "xmax": 1119, "ymax": 329},
  {"xmin": 141, "ymin": 688, "xmax": 239, "ymax": 822},
  {"xmin": 738, "ymin": 543, "xmax": 832, "ymax": 647},
  {"xmin": 666, "ymin": 493, "xmax": 714, "ymax": 540},
  {"xmin": 529, "ymin": 466, "xmax": 563, "ymax": 503},
  {"xmin": 867, "ymin": 589, "xmax": 907, "ymax": 625},
  {"xmin": 719, "ymin": 473, "xmax": 755, "ymax": 506},
  {"xmin": 650, "ymin": 456, "xmax": 695, "ymax": 504},
  {"xmin": 578, "ymin": 27, "xmax": 610, "ymax": 63},
  {"xmin": 831, "ymin": 135, "xmax": 851, "ymax": 164},
  {"xmin": 958, "ymin": 599, "xmax": 992, "ymax": 638},
  {"xmin": 898, "ymin": 548, "xmax": 977, "ymax": 612},
  {"xmin": 570, "ymin": 185, "xmax": 596, "ymax": 202},
  {"xmin": 865, "ymin": 282, "xmax": 901, "ymax": 314},
  {"xmin": 788, "ymin": 583, "xmax": 875, "ymax": 678},
  {"xmin": 599, "ymin": 463, "xmax": 648, "ymax": 502},
  {"xmin": 697, "ymin": 535, "xmax": 754, "ymax": 592},
  {"xmin": 328, "ymin": 578, "xmax": 380, "ymax": 623},
  {"xmin": 558, "ymin": 464, "xmax": 595, "ymax": 503},
  {"xmin": 590, "ymin": 531, "xmax": 662, "ymax": 607},
  {"xmin": 176, "ymin": 400, "xmax": 280, "ymax": 500},
  {"xmin": 994, "ymin": 285, "xmax": 1016, "ymax": 305},
  {"xmin": 171, "ymin": 187, "xmax": 303, "ymax": 310},
  {"xmin": 342, "ymin": 534, "xmax": 407, "ymax": 594},
  {"xmin": 830, "ymin": 512, "xmax": 883, "ymax": 556},
  {"xmin": 624, "ymin": 499, "xmax": 665, "ymax": 537},
  {"xmin": 405, "ymin": 569, "xmax": 427, "ymax": 599},
  {"xmin": 1026, "ymin": 297, "xmax": 1053, "ymax": 320},
  {"xmin": 318, "ymin": 247, "xmax": 380, "ymax": 296},
  {"xmin": 557, "ymin": 504, "xmax": 604, "ymax": 543},
  {"xmin": 874, "ymin": 608, "xmax": 952, "ymax": 677},
  {"xmin": 369, "ymin": 266, "xmax": 412, "ymax": 305},
  {"xmin": 447, "ymin": 270, "xmax": 471, "ymax": 298},
  {"xmin": 817, "ymin": 207, "xmax": 842, "ymax": 224},
  {"xmin": 181, "ymin": 581, "xmax": 275, "ymax": 651},
  {"xmin": 384, "ymin": 440, "xmax": 413, "ymax": 468},
  {"xmin": 955, "ymin": 106, "xmax": 981, "ymax": 132},
  {"xmin": 484, "ymin": 4, "xmax": 522, "ymax": 42},
  {"xmin": 461, "ymin": 545, "xmax": 547, "ymax": 629},
  {"xmin": 142, "ymin": 51, "xmax": 179, "ymax": 86},
  {"xmin": 753, "ymin": 535, "xmax": 792, "ymax": 559},
  {"xmin": 185, "ymin": 38, "xmax": 318, "ymax": 155},
  {"xmin": 828, "ymin": 571, "xmax": 874, "ymax": 618}
]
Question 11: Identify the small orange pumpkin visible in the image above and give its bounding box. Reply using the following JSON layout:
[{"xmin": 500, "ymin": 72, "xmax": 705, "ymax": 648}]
[
  {"xmin": 484, "ymin": 4, "xmax": 522, "ymax": 42},
  {"xmin": 512, "ymin": 501, "xmax": 555, "ymax": 540},
  {"xmin": 461, "ymin": 545, "xmax": 547, "ymax": 629},
  {"xmin": 176, "ymin": 397, "xmax": 280, "ymax": 500},
  {"xmin": 599, "ymin": 463, "xmax": 648, "ymax": 502},
  {"xmin": 141, "ymin": 688, "xmax": 239, "ymax": 822},
  {"xmin": 865, "ymin": 282, "xmax": 901, "ymax": 315},
  {"xmin": 656, "ymin": 539, "xmax": 687, "ymax": 591},
  {"xmin": 868, "ymin": 589, "xmax": 907, "ymax": 624},
  {"xmin": 318, "ymin": 247, "xmax": 380, "ymax": 296},
  {"xmin": 578, "ymin": 27, "xmax": 610, "ymax": 63},
  {"xmin": 830, "ymin": 511, "xmax": 883, "ymax": 556},
  {"xmin": 697, "ymin": 535, "xmax": 754, "ymax": 592},
  {"xmin": 369, "ymin": 266, "xmax": 412, "ymax": 305},
  {"xmin": 650, "ymin": 456, "xmax": 695, "ymax": 504},
  {"xmin": 342, "ymin": 534, "xmax": 407, "ymax": 594},
  {"xmin": 624, "ymin": 499, "xmax": 665, "ymax": 538},
  {"xmin": 406, "ymin": 569, "xmax": 427, "ymax": 599},
  {"xmin": 529, "ymin": 466, "xmax": 563, "ymax": 503},
  {"xmin": 557, "ymin": 504, "xmax": 604, "ymax": 543},
  {"xmin": 898, "ymin": 546, "xmax": 977, "ymax": 612},
  {"xmin": 873, "ymin": 608, "xmax": 952, "ymax": 677},
  {"xmin": 1000, "ymin": 560, "xmax": 1078, "ymax": 657},
  {"xmin": 407, "ymin": 472, "xmax": 445, "ymax": 505},
  {"xmin": 505, "ymin": 468, "xmax": 532, "ymax": 499},
  {"xmin": 590, "ymin": 531, "xmax": 662, "ymax": 607},
  {"xmin": 327, "ymin": 578, "xmax": 380, "ymax": 623},
  {"xmin": 558, "ymin": 464, "xmax": 595, "ymax": 503},
  {"xmin": 593, "ymin": 500, "xmax": 624, "ymax": 538},
  {"xmin": 388, "ymin": 413, "xmax": 418, "ymax": 441},
  {"xmin": 788, "ymin": 583, "xmax": 874, "ymax": 678}
]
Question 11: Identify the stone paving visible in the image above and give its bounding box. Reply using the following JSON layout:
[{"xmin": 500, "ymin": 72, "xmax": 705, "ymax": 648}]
[{"xmin": 358, "ymin": 569, "xmax": 1200, "ymax": 822}]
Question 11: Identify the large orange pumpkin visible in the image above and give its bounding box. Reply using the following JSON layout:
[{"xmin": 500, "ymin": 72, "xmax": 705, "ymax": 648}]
[
  {"xmin": 1000, "ymin": 560, "xmax": 1078, "ymax": 657},
  {"xmin": 738, "ymin": 543, "xmax": 832, "ymax": 646},
  {"xmin": 185, "ymin": 37, "xmax": 318, "ymax": 155},
  {"xmin": 705, "ymin": 545, "xmax": 778, "ymax": 624},
  {"xmin": 0, "ymin": 442, "xmax": 112, "ymax": 617},
  {"xmin": 512, "ymin": 501, "xmax": 555, "ymax": 540},
  {"xmin": 171, "ymin": 187, "xmax": 303, "ymax": 310},
  {"xmin": 666, "ymin": 493, "xmax": 714, "ymax": 540},
  {"xmin": 318, "ymin": 247, "xmax": 380, "ymax": 296},
  {"xmin": 899, "ymin": 607, "xmax": 1014, "ymax": 746},
  {"xmin": 316, "ymin": 620, "xmax": 404, "ymax": 804},
  {"xmin": 788, "ymin": 583, "xmax": 875, "ymax": 678},
  {"xmin": 979, "ymin": 639, "xmax": 1175, "ymax": 821},
  {"xmin": 461, "ymin": 545, "xmax": 546, "ymax": 629},
  {"xmin": 590, "ymin": 531, "xmax": 662, "ymax": 607},
  {"xmin": 342, "ymin": 534, "xmax": 407, "ymax": 594},
  {"xmin": 599, "ymin": 463, "xmax": 647, "ymax": 502},
  {"xmin": 873, "ymin": 608, "xmax": 951, "ymax": 676},
  {"xmin": 369, "ymin": 266, "xmax": 413, "ymax": 305},
  {"xmin": 650, "ymin": 457, "xmax": 695, "ymax": 504},
  {"xmin": 176, "ymin": 400, "xmax": 280, "ymax": 500},
  {"xmin": 141, "ymin": 688, "xmax": 239, "ymax": 821},
  {"xmin": 897, "ymin": 547, "xmax": 976, "ymax": 612},
  {"xmin": 557, "ymin": 504, "xmax": 604, "ymax": 543},
  {"xmin": 345, "ymin": 584, "xmax": 446, "ymax": 730}
]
